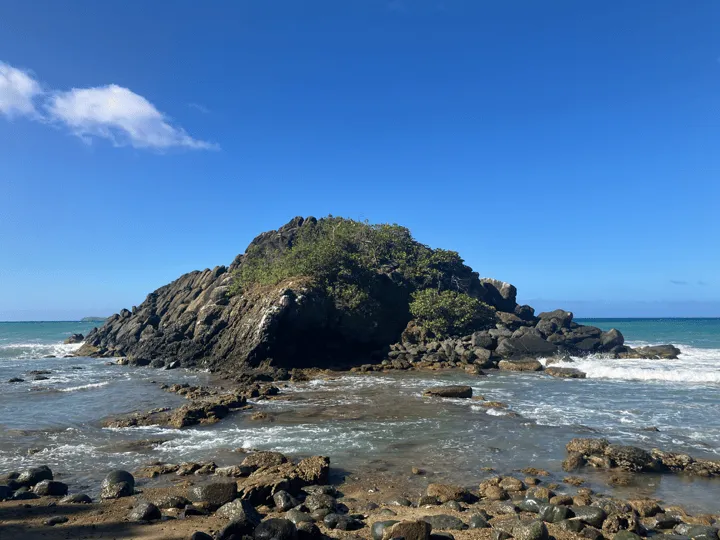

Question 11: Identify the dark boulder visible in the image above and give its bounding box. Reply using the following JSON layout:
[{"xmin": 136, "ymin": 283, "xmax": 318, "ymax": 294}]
[
  {"xmin": 0, "ymin": 485, "xmax": 12, "ymax": 500},
  {"xmin": 496, "ymin": 334, "xmax": 557, "ymax": 358},
  {"xmin": 100, "ymin": 470, "xmax": 134, "ymax": 499},
  {"xmin": 273, "ymin": 490, "xmax": 300, "ymax": 511},
  {"xmin": 17, "ymin": 465, "xmax": 53, "ymax": 487},
  {"xmin": 129, "ymin": 501, "xmax": 162, "ymax": 521},
  {"xmin": 600, "ymin": 329, "xmax": 624, "ymax": 349},
  {"xmin": 571, "ymin": 506, "xmax": 607, "ymax": 528},
  {"xmin": 423, "ymin": 386, "xmax": 473, "ymax": 399},
  {"xmin": 513, "ymin": 520, "xmax": 549, "ymax": 540},
  {"xmin": 498, "ymin": 358, "xmax": 543, "ymax": 371},
  {"xmin": 64, "ymin": 333, "xmax": 84, "ymax": 344},
  {"xmin": 217, "ymin": 517, "xmax": 258, "ymax": 540},
  {"xmin": 604, "ymin": 444, "xmax": 656, "ymax": 472},
  {"xmin": 32, "ymin": 480, "xmax": 68, "ymax": 496},
  {"xmin": 537, "ymin": 309, "xmax": 573, "ymax": 327},
  {"xmin": 296, "ymin": 521, "xmax": 321, "ymax": 540},
  {"xmin": 255, "ymin": 518, "xmax": 298, "ymax": 540},
  {"xmin": 216, "ymin": 499, "xmax": 262, "ymax": 525}
]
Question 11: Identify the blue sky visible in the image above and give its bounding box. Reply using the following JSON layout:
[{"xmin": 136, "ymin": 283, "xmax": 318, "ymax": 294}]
[{"xmin": 1, "ymin": 0, "xmax": 719, "ymax": 320}]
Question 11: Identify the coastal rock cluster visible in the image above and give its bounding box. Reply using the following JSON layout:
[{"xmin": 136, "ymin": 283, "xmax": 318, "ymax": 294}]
[
  {"xmin": 563, "ymin": 438, "xmax": 720, "ymax": 478},
  {"xmin": 75, "ymin": 217, "xmax": 681, "ymax": 374},
  {"xmin": 3, "ymin": 450, "xmax": 718, "ymax": 540}
]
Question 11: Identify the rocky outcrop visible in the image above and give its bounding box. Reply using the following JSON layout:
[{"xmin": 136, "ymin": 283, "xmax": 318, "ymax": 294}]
[
  {"xmin": 77, "ymin": 217, "xmax": 680, "ymax": 373},
  {"xmin": 564, "ymin": 438, "xmax": 720, "ymax": 477}
]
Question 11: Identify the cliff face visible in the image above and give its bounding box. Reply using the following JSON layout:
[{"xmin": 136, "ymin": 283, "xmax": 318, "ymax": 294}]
[{"xmin": 77, "ymin": 217, "xmax": 641, "ymax": 373}]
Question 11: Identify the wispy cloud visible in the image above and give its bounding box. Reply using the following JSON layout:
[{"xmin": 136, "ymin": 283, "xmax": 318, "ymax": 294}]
[
  {"xmin": 0, "ymin": 60, "xmax": 216, "ymax": 151},
  {"xmin": 0, "ymin": 62, "xmax": 42, "ymax": 118},
  {"xmin": 670, "ymin": 280, "xmax": 688, "ymax": 285},
  {"xmin": 698, "ymin": 280, "xmax": 709, "ymax": 286}
]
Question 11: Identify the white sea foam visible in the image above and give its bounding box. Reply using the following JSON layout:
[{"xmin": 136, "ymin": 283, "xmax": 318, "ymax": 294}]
[
  {"xmin": 0, "ymin": 341, "xmax": 83, "ymax": 360},
  {"xmin": 59, "ymin": 382, "xmax": 109, "ymax": 392},
  {"xmin": 540, "ymin": 345, "xmax": 720, "ymax": 385}
]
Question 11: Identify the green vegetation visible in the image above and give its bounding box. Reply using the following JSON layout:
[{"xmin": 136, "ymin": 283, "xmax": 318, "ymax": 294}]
[
  {"xmin": 231, "ymin": 216, "xmax": 494, "ymax": 335},
  {"xmin": 409, "ymin": 288, "xmax": 495, "ymax": 338}
]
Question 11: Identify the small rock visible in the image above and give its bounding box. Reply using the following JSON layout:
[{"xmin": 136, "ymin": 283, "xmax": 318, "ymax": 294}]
[
  {"xmin": 33, "ymin": 480, "xmax": 68, "ymax": 497},
  {"xmin": 513, "ymin": 520, "xmax": 549, "ymax": 540},
  {"xmin": 571, "ymin": 506, "xmax": 607, "ymax": 528},
  {"xmin": 285, "ymin": 509, "xmax": 314, "ymax": 525},
  {"xmin": 323, "ymin": 513, "xmax": 363, "ymax": 530},
  {"xmin": 45, "ymin": 515, "xmax": 69, "ymax": 526},
  {"xmin": 373, "ymin": 520, "xmax": 400, "ymax": 540},
  {"xmin": 216, "ymin": 498, "xmax": 261, "ymax": 524},
  {"xmin": 558, "ymin": 518, "xmax": 585, "ymax": 533},
  {"xmin": 386, "ymin": 520, "xmax": 432, "ymax": 540},
  {"xmin": 469, "ymin": 514, "xmax": 489, "ymax": 528},
  {"xmin": 274, "ymin": 490, "xmax": 300, "ymax": 511},
  {"xmin": 189, "ymin": 482, "xmax": 237, "ymax": 508},
  {"xmin": 129, "ymin": 502, "xmax": 162, "ymax": 521}
]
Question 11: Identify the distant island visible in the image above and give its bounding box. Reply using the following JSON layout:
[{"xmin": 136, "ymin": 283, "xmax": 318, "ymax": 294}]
[{"xmin": 80, "ymin": 316, "xmax": 107, "ymax": 323}]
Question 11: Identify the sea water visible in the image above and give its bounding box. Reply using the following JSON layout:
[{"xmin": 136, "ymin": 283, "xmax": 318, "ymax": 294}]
[{"xmin": 0, "ymin": 319, "xmax": 718, "ymax": 512}]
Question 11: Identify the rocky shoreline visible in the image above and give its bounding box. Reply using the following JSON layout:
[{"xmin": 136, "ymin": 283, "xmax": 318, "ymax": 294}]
[{"xmin": 2, "ymin": 441, "xmax": 718, "ymax": 540}]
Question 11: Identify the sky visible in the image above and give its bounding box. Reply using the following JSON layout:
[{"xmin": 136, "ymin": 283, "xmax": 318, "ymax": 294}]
[{"xmin": 1, "ymin": 0, "xmax": 719, "ymax": 321}]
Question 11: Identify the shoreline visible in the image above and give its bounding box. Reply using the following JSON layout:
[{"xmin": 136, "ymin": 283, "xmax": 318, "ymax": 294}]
[{"xmin": 2, "ymin": 361, "xmax": 720, "ymax": 539}]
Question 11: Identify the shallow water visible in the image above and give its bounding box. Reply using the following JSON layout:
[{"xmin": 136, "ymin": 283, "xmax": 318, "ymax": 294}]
[{"xmin": 0, "ymin": 320, "xmax": 719, "ymax": 512}]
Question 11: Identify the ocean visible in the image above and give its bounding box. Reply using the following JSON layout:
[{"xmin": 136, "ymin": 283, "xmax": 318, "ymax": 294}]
[{"xmin": 0, "ymin": 318, "xmax": 718, "ymax": 512}]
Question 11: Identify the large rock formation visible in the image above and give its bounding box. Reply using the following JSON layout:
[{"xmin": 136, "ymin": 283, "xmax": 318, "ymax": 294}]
[{"xmin": 77, "ymin": 217, "xmax": 676, "ymax": 374}]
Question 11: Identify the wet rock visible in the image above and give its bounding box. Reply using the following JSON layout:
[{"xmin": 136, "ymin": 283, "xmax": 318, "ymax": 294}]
[
  {"xmin": 17, "ymin": 465, "xmax": 53, "ymax": 487},
  {"xmin": 216, "ymin": 498, "xmax": 261, "ymax": 524},
  {"xmin": 498, "ymin": 359, "xmax": 544, "ymax": 371},
  {"xmin": 676, "ymin": 525, "xmax": 720, "ymax": 540},
  {"xmin": 13, "ymin": 489, "xmax": 39, "ymax": 500},
  {"xmin": 422, "ymin": 515, "xmax": 468, "ymax": 530},
  {"xmin": 426, "ymin": 483, "xmax": 469, "ymax": 503},
  {"xmin": 33, "ymin": 480, "xmax": 68, "ymax": 496},
  {"xmin": 285, "ymin": 509, "xmax": 314, "ymax": 525},
  {"xmin": 571, "ymin": 506, "xmax": 607, "ymax": 528},
  {"xmin": 566, "ymin": 438, "xmax": 610, "ymax": 455},
  {"xmin": 216, "ymin": 517, "xmax": 257, "ymax": 540},
  {"xmin": 512, "ymin": 520, "xmax": 549, "ymax": 540},
  {"xmin": 373, "ymin": 520, "xmax": 400, "ymax": 540},
  {"xmin": 386, "ymin": 520, "xmax": 432, "ymax": 540},
  {"xmin": 538, "ymin": 503, "xmax": 571, "ymax": 523},
  {"xmin": 646, "ymin": 513, "xmax": 680, "ymax": 530},
  {"xmin": 274, "ymin": 490, "xmax": 300, "ymax": 511},
  {"xmin": 469, "ymin": 514, "xmax": 489, "ymax": 528},
  {"xmin": 64, "ymin": 333, "xmax": 84, "ymax": 344},
  {"xmin": 423, "ymin": 386, "xmax": 473, "ymax": 399},
  {"xmin": 100, "ymin": 470, "xmax": 134, "ymax": 499},
  {"xmin": 623, "ymin": 345, "xmax": 681, "ymax": 359},
  {"xmin": 45, "ymin": 515, "xmax": 69, "ymax": 526},
  {"xmin": 194, "ymin": 462, "xmax": 217, "ymax": 475},
  {"xmin": 517, "ymin": 498, "xmax": 545, "ymax": 513},
  {"xmin": 323, "ymin": 513, "xmax": 363, "ymax": 530},
  {"xmin": 255, "ymin": 518, "xmax": 298, "ymax": 540},
  {"xmin": 563, "ymin": 475, "xmax": 585, "ymax": 486},
  {"xmin": 550, "ymin": 495, "xmax": 573, "ymax": 506},
  {"xmin": 296, "ymin": 521, "xmax": 321, "ymax": 540},
  {"xmin": 628, "ymin": 499, "xmax": 662, "ymax": 517},
  {"xmin": 545, "ymin": 367, "xmax": 586, "ymax": 379},
  {"xmin": 189, "ymin": 482, "xmax": 237, "ymax": 508},
  {"xmin": 129, "ymin": 501, "xmax": 162, "ymax": 521},
  {"xmin": 8, "ymin": 377, "xmax": 24, "ymax": 383},
  {"xmin": 605, "ymin": 444, "xmax": 656, "ymax": 472},
  {"xmin": 310, "ymin": 508, "xmax": 331, "ymax": 521},
  {"xmin": 559, "ymin": 518, "xmax": 586, "ymax": 533}
]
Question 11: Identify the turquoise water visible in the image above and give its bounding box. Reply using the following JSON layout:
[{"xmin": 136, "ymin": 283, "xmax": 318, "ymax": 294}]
[
  {"xmin": 578, "ymin": 317, "xmax": 720, "ymax": 348},
  {"xmin": 0, "ymin": 319, "xmax": 719, "ymax": 511}
]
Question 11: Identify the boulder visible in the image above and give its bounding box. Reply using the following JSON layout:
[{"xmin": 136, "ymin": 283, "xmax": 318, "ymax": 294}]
[
  {"xmin": 537, "ymin": 309, "xmax": 573, "ymax": 327},
  {"xmin": 216, "ymin": 498, "xmax": 262, "ymax": 524},
  {"xmin": 386, "ymin": 520, "xmax": 432, "ymax": 540},
  {"xmin": 100, "ymin": 470, "xmax": 134, "ymax": 499},
  {"xmin": 426, "ymin": 483, "xmax": 469, "ymax": 503},
  {"xmin": 545, "ymin": 367, "xmax": 586, "ymax": 379},
  {"xmin": 32, "ymin": 480, "xmax": 68, "ymax": 496},
  {"xmin": 600, "ymin": 329, "xmax": 624, "ymax": 349},
  {"xmin": 622, "ymin": 345, "xmax": 681, "ymax": 359},
  {"xmin": 496, "ymin": 334, "xmax": 557, "ymax": 358},
  {"xmin": 274, "ymin": 490, "xmax": 300, "ymax": 511},
  {"xmin": 373, "ymin": 520, "xmax": 400, "ymax": 540},
  {"xmin": 255, "ymin": 518, "xmax": 298, "ymax": 540},
  {"xmin": 513, "ymin": 520, "xmax": 549, "ymax": 540},
  {"xmin": 323, "ymin": 513, "xmax": 364, "ymax": 530},
  {"xmin": 17, "ymin": 465, "xmax": 53, "ymax": 487},
  {"xmin": 217, "ymin": 517, "xmax": 258, "ymax": 540},
  {"xmin": 604, "ymin": 444, "xmax": 655, "ymax": 472},
  {"xmin": 566, "ymin": 438, "xmax": 609, "ymax": 456},
  {"xmin": 296, "ymin": 521, "xmax": 321, "ymax": 540},
  {"xmin": 571, "ymin": 506, "xmax": 607, "ymax": 528},
  {"xmin": 190, "ymin": 482, "xmax": 237, "ymax": 508},
  {"xmin": 64, "ymin": 333, "xmax": 84, "ymax": 344},
  {"xmin": 129, "ymin": 502, "xmax": 162, "ymax": 521},
  {"xmin": 498, "ymin": 359, "xmax": 543, "ymax": 372},
  {"xmin": 423, "ymin": 386, "xmax": 473, "ymax": 399},
  {"xmin": 538, "ymin": 503, "xmax": 572, "ymax": 523},
  {"xmin": 242, "ymin": 451, "xmax": 289, "ymax": 471}
]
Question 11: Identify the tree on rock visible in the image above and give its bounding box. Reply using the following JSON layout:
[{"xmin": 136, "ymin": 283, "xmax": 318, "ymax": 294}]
[{"xmin": 409, "ymin": 288, "xmax": 495, "ymax": 339}]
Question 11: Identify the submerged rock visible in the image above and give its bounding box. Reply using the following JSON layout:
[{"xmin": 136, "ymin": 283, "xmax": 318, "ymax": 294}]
[{"xmin": 423, "ymin": 386, "xmax": 473, "ymax": 399}]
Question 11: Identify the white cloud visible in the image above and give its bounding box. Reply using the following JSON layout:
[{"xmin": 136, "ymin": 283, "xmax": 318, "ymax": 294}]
[
  {"xmin": 0, "ymin": 62, "xmax": 41, "ymax": 117},
  {"xmin": 47, "ymin": 84, "xmax": 217, "ymax": 150},
  {"xmin": 0, "ymin": 60, "xmax": 216, "ymax": 151}
]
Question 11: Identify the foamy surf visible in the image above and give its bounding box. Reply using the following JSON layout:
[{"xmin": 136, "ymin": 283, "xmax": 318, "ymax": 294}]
[
  {"xmin": 59, "ymin": 382, "xmax": 109, "ymax": 392},
  {"xmin": 541, "ymin": 345, "xmax": 720, "ymax": 385}
]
